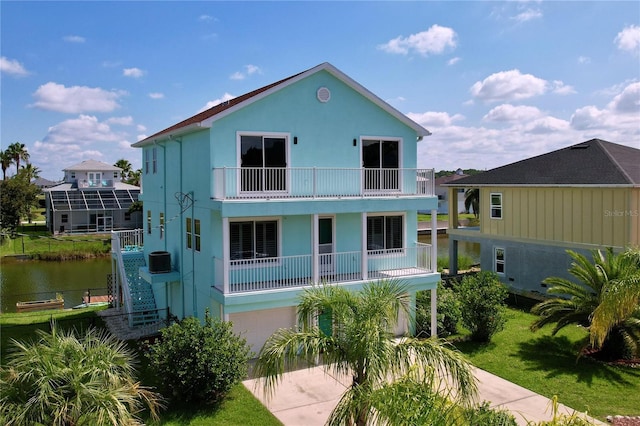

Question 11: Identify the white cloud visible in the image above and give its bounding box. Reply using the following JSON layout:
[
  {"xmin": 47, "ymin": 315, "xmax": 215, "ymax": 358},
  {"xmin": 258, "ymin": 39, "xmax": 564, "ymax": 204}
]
[
  {"xmin": 0, "ymin": 56, "xmax": 29, "ymax": 76},
  {"xmin": 63, "ymin": 35, "xmax": 85, "ymax": 43},
  {"xmin": 106, "ymin": 116, "xmax": 134, "ymax": 126},
  {"xmin": 571, "ymin": 82, "xmax": 640, "ymax": 132},
  {"xmin": 578, "ymin": 56, "xmax": 591, "ymax": 64},
  {"xmin": 511, "ymin": 8, "xmax": 543, "ymax": 23},
  {"xmin": 199, "ymin": 92, "xmax": 235, "ymax": 112},
  {"xmin": 149, "ymin": 92, "xmax": 165, "ymax": 99},
  {"xmin": 447, "ymin": 57, "xmax": 461, "ymax": 66},
  {"xmin": 230, "ymin": 64, "xmax": 262, "ymax": 80},
  {"xmin": 470, "ymin": 69, "xmax": 547, "ymax": 103},
  {"xmin": 483, "ymin": 104, "xmax": 543, "ymax": 122},
  {"xmin": 137, "ymin": 134, "xmax": 147, "ymax": 141},
  {"xmin": 43, "ymin": 115, "xmax": 123, "ymax": 145},
  {"xmin": 407, "ymin": 111, "xmax": 465, "ymax": 127},
  {"xmin": 615, "ymin": 25, "xmax": 640, "ymax": 55},
  {"xmin": 31, "ymin": 82, "xmax": 125, "ymax": 113},
  {"xmin": 378, "ymin": 25, "xmax": 457, "ymax": 56},
  {"xmin": 136, "ymin": 124, "xmax": 147, "ymax": 132},
  {"xmin": 198, "ymin": 14, "xmax": 214, "ymax": 22},
  {"xmin": 607, "ymin": 81, "xmax": 640, "ymax": 113},
  {"xmin": 123, "ymin": 67, "xmax": 145, "ymax": 78},
  {"xmin": 551, "ymin": 80, "xmax": 576, "ymax": 95},
  {"xmin": 523, "ymin": 117, "xmax": 571, "ymax": 135}
]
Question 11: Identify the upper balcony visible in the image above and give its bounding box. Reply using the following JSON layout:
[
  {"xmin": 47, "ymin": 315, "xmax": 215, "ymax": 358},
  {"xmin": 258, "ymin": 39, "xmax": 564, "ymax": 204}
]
[
  {"xmin": 212, "ymin": 167, "xmax": 434, "ymax": 200},
  {"xmin": 78, "ymin": 178, "xmax": 115, "ymax": 189}
]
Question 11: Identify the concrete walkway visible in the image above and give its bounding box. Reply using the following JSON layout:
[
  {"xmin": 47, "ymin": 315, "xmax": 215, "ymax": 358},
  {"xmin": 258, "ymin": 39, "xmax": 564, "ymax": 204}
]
[{"xmin": 244, "ymin": 365, "xmax": 604, "ymax": 426}]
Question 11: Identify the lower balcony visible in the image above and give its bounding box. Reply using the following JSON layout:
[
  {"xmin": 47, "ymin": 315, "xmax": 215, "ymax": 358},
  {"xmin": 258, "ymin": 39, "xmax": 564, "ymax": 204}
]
[{"xmin": 213, "ymin": 243, "xmax": 433, "ymax": 294}]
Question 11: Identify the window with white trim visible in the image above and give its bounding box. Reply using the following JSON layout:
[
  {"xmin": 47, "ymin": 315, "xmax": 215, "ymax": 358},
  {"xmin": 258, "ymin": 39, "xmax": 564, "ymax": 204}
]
[
  {"xmin": 490, "ymin": 193, "xmax": 502, "ymax": 219},
  {"xmin": 144, "ymin": 149, "xmax": 150, "ymax": 174},
  {"xmin": 367, "ymin": 215, "xmax": 403, "ymax": 253},
  {"xmin": 159, "ymin": 213, "xmax": 164, "ymax": 239},
  {"xmin": 239, "ymin": 134, "xmax": 287, "ymax": 192},
  {"xmin": 494, "ymin": 247, "xmax": 505, "ymax": 274},
  {"xmin": 152, "ymin": 147, "xmax": 157, "ymax": 174},
  {"xmin": 146, "ymin": 210, "xmax": 152, "ymax": 234},
  {"xmin": 230, "ymin": 220, "xmax": 278, "ymax": 261},
  {"xmin": 186, "ymin": 218, "xmax": 201, "ymax": 252}
]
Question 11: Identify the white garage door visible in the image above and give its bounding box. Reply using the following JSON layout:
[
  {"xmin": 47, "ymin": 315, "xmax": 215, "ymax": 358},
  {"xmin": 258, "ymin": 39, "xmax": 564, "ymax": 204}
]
[{"xmin": 229, "ymin": 307, "xmax": 297, "ymax": 355}]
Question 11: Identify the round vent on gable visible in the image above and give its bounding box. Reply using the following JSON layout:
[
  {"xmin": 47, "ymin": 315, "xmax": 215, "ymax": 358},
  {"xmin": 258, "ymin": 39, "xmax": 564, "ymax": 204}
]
[{"xmin": 317, "ymin": 87, "xmax": 331, "ymax": 103}]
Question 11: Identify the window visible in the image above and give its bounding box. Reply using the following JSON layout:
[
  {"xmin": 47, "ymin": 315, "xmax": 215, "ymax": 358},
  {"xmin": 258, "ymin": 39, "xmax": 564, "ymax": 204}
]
[
  {"xmin": 367, "ymin": 215, "xmax": 403, "ymax": 252},
  {"xmin": 144, "ymin": 149, "xmax": 150, "ymax": 174},
  {"xmin": 239, "ymin": 134, "xmax": 287, "ymax": 192},
  {"xmin": 70, "ymin": 172, "xmax": 76, "ymax": 179},
  {"xmin": 194, "ymin": 219, "xmax": 201, "ymax": 252},
  {"xmin": 147, "ymin": 210, "xmax": 152, "ymax": 234},
  {"xmin": 362, "ymin": 139, "xmax": 400, "ymax": 191},
  {"xmin": 495, "ymin": 247, "xmax": 505, "ymax": 274},
  {"xmin": 490, "ymin": 193, "xmax": 502, "ymax": 219},
  {"xmin": 152, "ymin": 147, "xmax": 157, "ymax": 174},
  {"xmin": 159, "ymin": 213, "xmax": 164, "ymax": 239},
  {"xmin": 230, "ymin": 220, "xmax": 278, "ymax": 261},
  {"xmin": 61, "ymin": 214, "xmax": 68, "ymax": 223},
  {"xmin": 124, "ymin": 211, "xmax": 131, "ymax": 221},
  {"xmin": 186, "ymin": 218, "xmax": 192, "ymax": 249},
  {"xmin": 114, "ymin": 172, "xmax": 119, "ymax": 179},
  {"xmin": 186, "ymin": 218, "xmax": 201, "ymax": 252}
]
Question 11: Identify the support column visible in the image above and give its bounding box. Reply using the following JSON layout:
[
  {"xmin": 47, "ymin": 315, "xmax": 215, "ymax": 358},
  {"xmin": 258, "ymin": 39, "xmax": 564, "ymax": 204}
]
[
  {"xmin": 431, "ymin": 209, "xmax": 438, "ymax": 272},
  {"xmin": 449, "ymin": 239, "xmax": 459, "ymax": 276},
  {"xmin": 312, "ymin": 214, "xmax": 319, "ymax": 284},
  {"xmin": 430, "ymin": 287, "xmax": 438, "ymax": 338},
  {"xmin": 361, "ymin": 212, "xmax": 368, "ymax": 281},
  {"xmin": 222, "ymin": 217, "xmax": 229, "ymax": 294},
  {"xmin": 408, "ymin": 292, "xmax": 417, "ymax": 336}
]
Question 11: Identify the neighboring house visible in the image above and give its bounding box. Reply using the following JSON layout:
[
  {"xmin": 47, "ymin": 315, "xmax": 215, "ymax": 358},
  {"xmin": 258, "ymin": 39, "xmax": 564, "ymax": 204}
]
[
  {"xmin": 32, "ymin": 177, "xmax": 59, "ymax": 191},
  {"xmin": 444, "ymin": 139, "xmax": 640, "ymax": 297},
  {"xmin": 44, "ymin": 159, "xmax": 142, "ymax": 233},
  {"xmin": 112, "ymin": 62, "xmax": 441, "ymax": 351},
  {"xmin": 434, "ymin": 169, "xmax": 468, "ymax": 214}
]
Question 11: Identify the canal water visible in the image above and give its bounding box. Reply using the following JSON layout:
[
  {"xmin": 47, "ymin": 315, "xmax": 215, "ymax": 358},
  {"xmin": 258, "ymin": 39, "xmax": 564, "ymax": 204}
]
[
  {"xmin": 0, "ymin": 257, "xmax": 112, "ymax": 313},
  {"xmin": 0, "ymin": 235, "xmax": 480, "ymax": 313}
]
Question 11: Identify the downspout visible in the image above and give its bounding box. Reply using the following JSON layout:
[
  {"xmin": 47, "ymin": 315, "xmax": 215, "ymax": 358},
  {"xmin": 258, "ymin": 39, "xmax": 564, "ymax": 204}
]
[
  {"xmin": 172, "ymin": 135, "xmax": 186, "ymax": 318},
  {"xmin": 191, "ymin": 191, "xmax": 197, "ymax": 319},
  {"xmin": 154, "ymin": 140, "xmax": 169, "ymax": 320}
]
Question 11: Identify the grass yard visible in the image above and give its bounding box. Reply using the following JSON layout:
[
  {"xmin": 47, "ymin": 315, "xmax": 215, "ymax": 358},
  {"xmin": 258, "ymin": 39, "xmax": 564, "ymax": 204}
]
[
  {"xmin": 453, "ymin": 308, "xmax": 640, "ymax": 420},
  {"xmin": 0, "ymin": 308, "xmax": 281, "ymax": 426},
  {"xmin": 0, "ymin": 231, "xmax": 111, "ymax": 258}
]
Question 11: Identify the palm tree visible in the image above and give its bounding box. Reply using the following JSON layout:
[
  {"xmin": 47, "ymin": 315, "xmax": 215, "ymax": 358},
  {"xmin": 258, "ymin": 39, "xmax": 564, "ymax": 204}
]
[
  {"xmin": 464, "ymin": 188, "xmax": 479, "ymax": 218},
  {"xmin": 590, "ymin": 248, "xmax": 640, "ymax": 356},
  {"xmin": 531, "ymin": 248, "xmax": 640, "ymax": 359},
  {"xmin": 19, "ymin": 163, "xmax": 40, "ymax": 182},
  {"xmin": 114, "ymin": 158, "xmax": 132, "ymax": 182},
  {"xmin": 127, "ymin": 168, "xmax": 142, "ymax": 186},
  {"xmin": 255, "ymin": 280, "xmax": 477, "ymax": 426},
  {"xmin": 0, "ymin": 150, "xmax": 12, "ymax": 180},
  {"xmin": 0, "ymin": 324, "xmax": 164, "ymax": 425},
  {"xmin": 6, "ymin": 142, "xmax": 29, "ymax": 174}
]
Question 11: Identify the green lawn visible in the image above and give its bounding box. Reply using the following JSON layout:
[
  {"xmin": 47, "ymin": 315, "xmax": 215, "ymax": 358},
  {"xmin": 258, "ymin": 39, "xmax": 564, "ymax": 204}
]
[
  {"xmin": 0, "ymin": 231, "xmax": 111, "ymax": 258},
  {"xmin": 452, "ymin": 308, "xmax": 640, "ymax": 420},
  {"xmin": 2, "ymin": 306, "xmax": 637, "ymax": 423}
]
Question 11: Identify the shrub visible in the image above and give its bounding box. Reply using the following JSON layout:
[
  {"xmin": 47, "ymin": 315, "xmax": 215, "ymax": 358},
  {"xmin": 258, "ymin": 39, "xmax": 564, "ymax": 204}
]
[
  {"xmin": 463, "ymin": 401, "xmax": 518, "ymax": 425},
  {"xmin": 146, "ymin": 310, "xmax": 251, "ymax": 405},
  {"xmin": 416, "ymin": 282, "xmax": 461, "ymax": 338},
  {"xmin": 0, "ymin": 323, "xmax": 163, "ymax": 425},
  {"xmin": 437, "ymin": 254, "xmax": 476, "ymax": 272},
  {"xmin": 455, "ymin": 271, "xmax": 508, "ymax": 342}
]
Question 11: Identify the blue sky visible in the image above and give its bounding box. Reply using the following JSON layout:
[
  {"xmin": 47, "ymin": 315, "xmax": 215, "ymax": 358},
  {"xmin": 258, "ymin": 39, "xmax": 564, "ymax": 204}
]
[{"xmin": 1, "ymin": 1, "xmax": 639, "ymax": 181}]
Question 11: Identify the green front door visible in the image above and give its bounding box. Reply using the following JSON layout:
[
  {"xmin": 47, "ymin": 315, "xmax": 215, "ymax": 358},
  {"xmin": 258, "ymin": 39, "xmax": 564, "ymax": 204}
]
[{"xmin": 318, "ymin": 308, "xmax": 332, "ymax": 337}]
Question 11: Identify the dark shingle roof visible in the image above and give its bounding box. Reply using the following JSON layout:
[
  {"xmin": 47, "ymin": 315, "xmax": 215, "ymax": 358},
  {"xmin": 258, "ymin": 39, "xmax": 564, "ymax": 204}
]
[{"xmin": 443, "ymin": 139, "xmax": 640, "ymax": 187}]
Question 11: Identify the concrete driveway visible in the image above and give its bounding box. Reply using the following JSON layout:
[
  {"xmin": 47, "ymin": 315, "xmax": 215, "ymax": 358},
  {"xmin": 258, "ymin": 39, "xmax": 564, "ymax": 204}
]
[{"xmin": 244, "ymin": 365, "xmax": 604, "ymax": 426}]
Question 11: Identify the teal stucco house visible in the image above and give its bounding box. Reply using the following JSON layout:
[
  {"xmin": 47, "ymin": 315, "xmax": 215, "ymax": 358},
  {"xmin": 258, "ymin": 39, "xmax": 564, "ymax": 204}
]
[{"xmin": 111, "ymin": 63, "xmax": 441, "ymax": 351}]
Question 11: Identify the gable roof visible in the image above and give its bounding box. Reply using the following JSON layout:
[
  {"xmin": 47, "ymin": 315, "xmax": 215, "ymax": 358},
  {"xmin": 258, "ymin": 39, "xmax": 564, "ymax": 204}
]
[
  {"xmin": 133, "ymin": 62, "xmax": 430, "ymax": 147},
  {"xmin": 63, "ymin": 159, "xmax": 121, "ymax": 172},
  {"xmin": 443, "ymin": 139, "xmax": 640, "ymax": 187}
]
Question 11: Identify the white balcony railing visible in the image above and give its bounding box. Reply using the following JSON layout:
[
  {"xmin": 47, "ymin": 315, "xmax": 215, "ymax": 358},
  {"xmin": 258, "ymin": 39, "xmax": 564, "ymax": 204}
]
[
  {"xmin": 78, "ymin": 179, "xmax": 115, "ymax": 189},
  {"xmin": 213, "ymin": 243, "xmax": 433, "ymax": 294},
  {"xmin": 212, "ymin": 167, "xmax": 434, "ymax": 200}
]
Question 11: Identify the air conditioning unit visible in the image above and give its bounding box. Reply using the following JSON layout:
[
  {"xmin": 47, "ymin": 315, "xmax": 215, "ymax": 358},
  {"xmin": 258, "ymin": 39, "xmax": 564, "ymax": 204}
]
[{"xmin": 149, "ymin": 251, "xmax": 171, "ymax": 274}]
